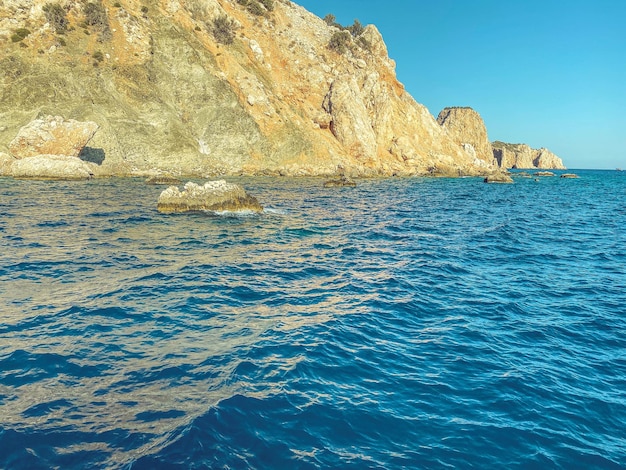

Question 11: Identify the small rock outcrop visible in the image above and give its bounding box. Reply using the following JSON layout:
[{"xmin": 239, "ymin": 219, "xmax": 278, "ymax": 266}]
[
  {"xmin": 11, "ymin": 155, "xmax": 96, "ymax": 180},
  {"xmin": 492, "ymin": 142, "xmax": 566, "ymax": 170},
  {"xmin": 437, "ymin": 107, "xmax": 494, "ymax": 164},
  {"xmin": 157, "ymin": 181, "xmax": 263, "ymax": 214},
  {"xmin": 560, "ymin": 173, "xmax": 579, "ymax": 178},
  {"xmin": 9, "ymin": 116, "xmax": 99, "ymax": 159},
  {"xmin": 484, "ymin": 173, "xmax": 514, "ymax": 184},
  {"xmin": 534, "ymin": 171, "xmax": 556, "ymax": 177}
]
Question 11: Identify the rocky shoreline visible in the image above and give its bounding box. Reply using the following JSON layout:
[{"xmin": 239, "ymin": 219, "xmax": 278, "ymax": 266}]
[{"xmin": 0, "ymin": 114, "xmax": 565, "ymax": 181}]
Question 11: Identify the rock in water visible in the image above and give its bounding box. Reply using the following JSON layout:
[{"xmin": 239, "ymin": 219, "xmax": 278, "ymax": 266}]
[
  {"xmin": 11, "ymin": 155, "xmax": 96, "ymax": 180},
  {"xmin": 157, "ymin": 181, "xmax": 263, "ymax": 214},
  {"xmin": 323, "ymin": 175, "xmax": 357, "ymax": 187},
  {"xmin": 9, "ymin": 116, "xmax": 99, "ymax": 159},
  {"xmin": 483, "ymin": 173, "xmax": 514, "ymax": 184},
  {"xmin": 146, "ymin": 175, "xmax": 182, "ymax": 185},
  {"xmin": 560, "ymin": 173, "xmax": 579, "ymax": 178}
]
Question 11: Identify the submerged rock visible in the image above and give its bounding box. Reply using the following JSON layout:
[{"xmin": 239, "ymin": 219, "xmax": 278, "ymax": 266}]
[
  {"xmin": 323, "ymin": 175, "xmax": 357, "ymax": 188},
  {"xmin": 483, "ymin": 173, "xmax": 513, "ymax": 184},
  {"xmin": 11, "ymin": 155, "xmax": 96, "ymax": 180},
  {"xmin": 146, "ymin": 175, "xmax": 182, "ymax": 185},
  {"xmin": 9, "ymin": 116, "xmax": 99, "ymax": 159},
  {"xmin": 157, "ymin": 180, "xmax": 263, "ymax": 214}
]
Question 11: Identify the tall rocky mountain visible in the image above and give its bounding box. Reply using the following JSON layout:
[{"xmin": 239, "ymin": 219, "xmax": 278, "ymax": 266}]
[{"xmin": 0, "ymin": 0, "xmax": 563, "ymax": 176}]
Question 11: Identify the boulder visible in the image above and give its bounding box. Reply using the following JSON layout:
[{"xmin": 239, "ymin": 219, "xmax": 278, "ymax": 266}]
[
  {"xmin": 157, "ymin": 180, "xmax": 263, "ymax": 213},
  {"xmin": 9, "ymin": 116, "xmax": 99, "ymax": 159},
  {"xmin": 534, "ymin": 171, "xmax": 555, "ymax": 177},
  {"xmin": 560, "ymin": 173, "xmax": 579, "ymax": 178},
  {"xmin": 11, "ymin": 155, "xmax": 97, "ymax": 180},
  {"xmin": 484, "ymin": 173, "xmax": 513, "ymax": 184}
]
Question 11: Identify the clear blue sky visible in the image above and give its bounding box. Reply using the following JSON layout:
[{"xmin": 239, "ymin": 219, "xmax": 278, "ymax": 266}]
[{"xmin": 295, "ymin": 0, "xmax": 626, "ymax": 169}]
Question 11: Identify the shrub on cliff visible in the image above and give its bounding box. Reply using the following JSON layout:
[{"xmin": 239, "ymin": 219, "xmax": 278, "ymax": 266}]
[
  {"xmin": 323, "ymin": 13, "xmax": 344, "ymax": 29},
  {"xmin": 43, "ymin": 3, "xmax": 69, "ymax": 34},
  {"xmin": 83, "ymin": 1, "xmax": 111, "ymax": 41},
  {"xmin": 323, "ymin": 14, "xmax": 336, "ymax": 26},
  {"xmin": 212, "ymin": 14, "xmax": 236, "ymax": 45},
  {"xmin": 328, "ymin": 30, "xmax": 351, "ymax": 54},
  {"xmin": 348, "ymin": 19, "xmax": 364, "ymax": 37},
  {"xmin": 246, "ymin": 1, "xmax": 264, "ymax": 16},
  {"xmin": 238, "ymin": 0, "xmax": 272, "ymax": 16},
  {"xmin": 11, "ymin": 28, "xmax": 31, "ymax": 42}
]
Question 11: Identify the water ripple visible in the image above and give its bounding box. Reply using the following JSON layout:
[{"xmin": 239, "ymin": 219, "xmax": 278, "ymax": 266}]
[{"xmin": 1, "ymin": 172, "xmax": 625, "ymax": 469}]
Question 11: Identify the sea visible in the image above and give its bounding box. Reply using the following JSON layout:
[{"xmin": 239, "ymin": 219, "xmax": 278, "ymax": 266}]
[{"xmin": 1, "ymin": 170, "xmax": 625, "ymax": 469}]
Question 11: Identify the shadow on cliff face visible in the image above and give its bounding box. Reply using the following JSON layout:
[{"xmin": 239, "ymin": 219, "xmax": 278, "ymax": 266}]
[{"xmin": 79, "ymin": 147, "xmax": 105, "ymax": 165}]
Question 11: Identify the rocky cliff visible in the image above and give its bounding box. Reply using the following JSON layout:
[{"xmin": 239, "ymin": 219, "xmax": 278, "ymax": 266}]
[
  {"xmin": 492, "ymin": 141, "xmax": 566, "ymax": 170},
  {"xmin": 436, "ymin": 107, "xmax": 494, "ymax": 166},
  {"xmin": 0, "ymin": 0, "xmax": 497, "ymax": 177}
]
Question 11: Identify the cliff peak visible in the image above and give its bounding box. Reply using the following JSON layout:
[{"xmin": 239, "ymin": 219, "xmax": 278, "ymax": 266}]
[{"xmin": 436, "ymin": 107, "xmax": 493, "ymax": 165}]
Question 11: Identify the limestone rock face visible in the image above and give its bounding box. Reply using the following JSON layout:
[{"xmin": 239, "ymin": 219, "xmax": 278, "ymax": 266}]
[
  {"xmin": 8, "ymin": 116, "xmax": 99, "ymax": 159},
  {"xmin": 157, "ymin": 180, "xmax": 263, "ymax": 213},
  {"xmin": 11, "ymin": 154, "xmax": 97, "ymax": 180},
  {"xmin": 534, "ymin": 148, "xmax": 566, "ymax": 169},
  {"xmin": 323, "ymin": 75, "xmax": 378, "ymax": 161},
  {"xmin": 492, "ymin": 142, "xmax": 566, "ymax": 169},
  {"xmin": 437, "ymin": 107, "xmax": 494, "ymax": 164}
]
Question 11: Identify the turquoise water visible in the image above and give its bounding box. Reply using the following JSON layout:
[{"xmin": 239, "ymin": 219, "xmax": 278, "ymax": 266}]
[{"xmin": 1, "ymin": 171, "xmax": 625, "ymax": 469}]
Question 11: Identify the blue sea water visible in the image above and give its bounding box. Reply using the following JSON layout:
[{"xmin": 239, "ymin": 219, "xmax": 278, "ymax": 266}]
[{"xmin": 1, "ymin": 170, "xmax": 625, "ymax": 469}]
